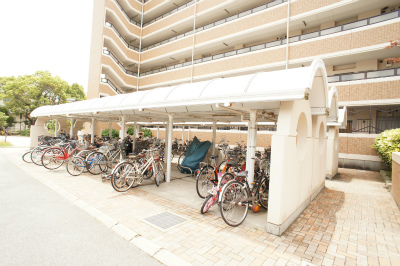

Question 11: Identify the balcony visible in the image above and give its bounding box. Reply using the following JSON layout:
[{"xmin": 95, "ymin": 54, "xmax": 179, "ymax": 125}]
[{"xmin": 140, "ymin": 10, "xmax": 400, "ymax": 77}]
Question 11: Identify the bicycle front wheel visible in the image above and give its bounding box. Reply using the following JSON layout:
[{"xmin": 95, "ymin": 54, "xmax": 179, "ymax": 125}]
[
  {"xmin": 41, "ymin": 147, "xmax": 64, "ymax": 170},
  {"xmin": 196, "ymin": 166, "xmax": 216, "ymax": 198},
  {"xmin": 31, "ymin": 146, "xmax": 47, "ymax": 166},
  {"xmin": 86, "ymin": 152, "xmax": 108, "ymax": 175},
  {"xmin": 22, "ymin": 150, "xmax": 32, "ymax": 163},
  {"xmin": 66, "ymin": 156, "xmax": 85, "ymax": 176},
  {"xmin": 219, "ymin": 181, "xmax": 249, "ymax": 227},
  {"xmin": 111, "ymin": 162, "xmax": 137, "ymax": 192}
]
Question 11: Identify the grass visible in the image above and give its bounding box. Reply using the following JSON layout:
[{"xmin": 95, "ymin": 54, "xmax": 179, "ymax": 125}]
[{"xmin": 0, "ymin": 141, "xmax": 13, "ymax": 147}]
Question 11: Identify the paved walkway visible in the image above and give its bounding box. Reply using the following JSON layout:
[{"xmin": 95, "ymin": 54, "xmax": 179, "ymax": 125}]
[{"xmin": 2, "ymin": 147, "xmax": 400, "ymax": 266}]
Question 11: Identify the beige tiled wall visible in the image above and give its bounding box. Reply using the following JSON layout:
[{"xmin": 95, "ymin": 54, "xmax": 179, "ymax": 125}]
[
  {"xmin": 101, "ymin": 54, "xmax": 138, "ymax": 85},
  {"xmin": 336, "ymin": 80, "xmax": 400, "ymax": 102},
  {"xmin": 106, "ymin": 0, "xmax": 141, "ymax": 36},
  {"xmin": 103, "ymin": 27, "xmax": 140, "ymax": 61}
]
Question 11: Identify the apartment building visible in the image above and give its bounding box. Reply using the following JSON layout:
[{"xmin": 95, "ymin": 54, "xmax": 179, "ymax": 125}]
[{"xmin": 88, "ymin": 0, "xmax": 400, "ymax": 171}]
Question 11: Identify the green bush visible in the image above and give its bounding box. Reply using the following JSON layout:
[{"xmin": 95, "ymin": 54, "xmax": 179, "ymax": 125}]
[
  {"xmin": 127, "ymin": 126, "xmax": 134, "ymax": 136},
  {"xmin": 372, "ymin": 128, "xmax": 400, "ymax": 169},
  {"xmin": 101, "ymin": 129, "xmax": 120, "ymax": 138},
  {"xmin": 141, "ymin": 128, "xmax": 152, "ymax": 138},
  {"xmin": 17, "ymin": 129, "xmax": 30, "ymax": 136}
]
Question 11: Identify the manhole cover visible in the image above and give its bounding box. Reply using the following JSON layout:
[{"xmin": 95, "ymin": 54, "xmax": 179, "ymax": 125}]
[{"xmin": 143, "ymin": 211, "xmax": 186, "ymax": 231}]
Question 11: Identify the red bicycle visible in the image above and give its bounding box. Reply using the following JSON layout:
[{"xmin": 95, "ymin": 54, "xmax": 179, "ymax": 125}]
[{"xmin": 41, "ymin": 141, "xmax": 81, "ymax": 170}]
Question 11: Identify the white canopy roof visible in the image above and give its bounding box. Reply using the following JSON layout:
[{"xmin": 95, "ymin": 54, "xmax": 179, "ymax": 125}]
[{"xmin": 31, "ymin": 58, "xmax": 328, "ymax": 123}]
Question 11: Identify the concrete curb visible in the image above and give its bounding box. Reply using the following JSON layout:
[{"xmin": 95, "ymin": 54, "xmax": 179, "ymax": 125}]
[{"xmin": 6, "ymin": 148, "xmax": 191, "ymax": 266}]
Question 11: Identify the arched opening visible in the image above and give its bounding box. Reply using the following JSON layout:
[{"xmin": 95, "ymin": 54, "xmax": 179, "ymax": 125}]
[{"xmin": 296, "ymin": 112, "xmax": 308, "ymax": 162}]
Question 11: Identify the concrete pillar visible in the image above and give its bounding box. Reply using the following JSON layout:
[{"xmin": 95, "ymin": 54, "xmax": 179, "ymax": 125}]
[
  {"xmin": 109, "ymin": 121, "xmax": 112, "ymax": 137},
  {"xmin": 91, "ymin": 118, "xmax": 95, "ymax": 144},
  {"xmin": 246, "ymin": 111, "xmax": 257, "ymax": 187},
  {"xmin": 188, "ymin": 126, "xmax": 191, "ymax": 141},
  {"xmin": 54, "ymin": 119, "xmax": 58, "ymax": 137},
  {"xmin": 267, "ymin": 100, "xmax": 314, "ymax": 235},
  {"xmin": 326, "ymin": 126, "xmax": 339, "ymax": 179},
  {"xmin": 182, "ymin": 126, "xmax": 185, "ymax": 142},
  {"xmin": 120, "ymin": 117, "xmax": 126, "ymax": 160},
  {"xmin": 70, "ymin": 118, "xmax": 75, "ymax": 140},
  {"xmin": 311, "ymin": 115, "xmax": 327, "ymax": 195},
  {"xmin": 166, "ymin": 115, "xmax": 173, "ymax": 183},
  {"xmin": 212, "ymin": 122, "xmax": 217, "ymax": 155}
]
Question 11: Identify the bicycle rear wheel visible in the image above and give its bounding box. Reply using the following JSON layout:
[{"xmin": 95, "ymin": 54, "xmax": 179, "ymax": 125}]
[
  {"xmin": 41, "ymin": 147, "xmax": 65, "ymax": 170},
  {"xmin": 111, "ymin": 162, "xmax": 137, "ymax": 192},
  {"xmin": 196, "ymin": 166, "xmax": 216, "ymax": 198},
  {"xmin": 86, "ymin": 152, "xmax": 108, "ymax": 175},
  {"xmin": 66, "ymin": 156, "xmax": 85, "ymax": 176},
  {"xmin": 200, "ymin": 194, "xmax": 216, "ymax": 214},
  {"xmin": 219, "ymin": 180, "xmax": 249, "ymax": 227},
  {"xmin": 259, "ymin": 177, "xmax": 269, "ymax": 210}
]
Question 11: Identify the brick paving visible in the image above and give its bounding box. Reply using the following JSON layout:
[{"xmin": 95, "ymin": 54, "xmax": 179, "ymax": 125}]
[{"xmin": 4, "ymin": 148, "xmax": 400, "ymax": 266}]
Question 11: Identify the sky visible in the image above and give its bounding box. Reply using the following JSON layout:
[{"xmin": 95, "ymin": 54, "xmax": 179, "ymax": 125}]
[{"xmin": 0, "ymin": 0, "xmax": 94, "ymax": 93}]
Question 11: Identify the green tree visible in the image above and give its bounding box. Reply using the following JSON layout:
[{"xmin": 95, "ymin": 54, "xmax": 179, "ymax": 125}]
[
  {"xmin": 102, "ymin": 129, "xmax": 119, "ymax": 138},
  {"xmin": 0, "ymin": 112, "xmax": 8, "ymax": 142},
  {"xmin": 66, "ymin": 83, "xmax": 86, "ymax": 101},
  {"xmin": 0, "ymin": 71, "xmax": 86, "ymax": 126}
]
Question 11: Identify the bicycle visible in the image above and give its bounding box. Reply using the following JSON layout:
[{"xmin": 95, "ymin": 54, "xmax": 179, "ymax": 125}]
[
  {"xmin": 85, "ymin": 139, "xmax": 121, "ymax": 175},
  {"xmin": 41, "ymin": 141, "xmax": 82, "ymax": 170},
  {"xmin": 111, "ymin": 147, "xmax": 165, "ymax": 192},
  {"xmin": 218, "ymin": 158, "xmax": 270, "ymax": 227},
  {"xmin": 195, "ymin": 154, "xmax": 237, "ymax": 198}
]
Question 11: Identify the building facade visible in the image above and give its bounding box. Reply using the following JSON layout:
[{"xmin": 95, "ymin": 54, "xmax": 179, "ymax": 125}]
[{"xmin": 88, "ymin": 0, "xmax": 400, "ymax": 171}]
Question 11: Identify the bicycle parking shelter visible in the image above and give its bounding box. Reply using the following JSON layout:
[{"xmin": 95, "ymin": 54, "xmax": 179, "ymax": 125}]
[{"xmin": 30, "ymin": 58, "xmax": 345, "ymax": 235}]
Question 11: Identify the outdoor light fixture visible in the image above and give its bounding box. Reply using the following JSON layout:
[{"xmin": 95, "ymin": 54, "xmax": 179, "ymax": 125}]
[
  {"xmin": 101, "ymin": 78, "xmax": 107, "ymax": 83},
  {"xmin": 138, "ymin": 108, "xmax": 144, "ymax": 112},
  {"xmin": 224, "ymin": 102, "xmax": 231, "ymax": 107}
]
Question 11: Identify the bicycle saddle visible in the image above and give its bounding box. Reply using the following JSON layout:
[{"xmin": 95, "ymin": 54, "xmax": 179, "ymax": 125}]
[
  {"xmin": 210, "ymin": 155, "xmax": 219, "ymax": 160},
  {"xmin": 236, "ymin": 171, "xmax": 248, "ymax": 178}
]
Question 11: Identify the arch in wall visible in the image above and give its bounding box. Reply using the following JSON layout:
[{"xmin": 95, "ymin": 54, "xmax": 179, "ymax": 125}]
[{"xmin": 327, "ymin": 87, "xmax": 339, "ymax": 123}]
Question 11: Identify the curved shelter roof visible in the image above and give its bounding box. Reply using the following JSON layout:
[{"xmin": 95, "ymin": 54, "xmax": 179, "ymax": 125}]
[{"xmin": 31, "ymin": 58, "xmax": 328, "ymax": 123}]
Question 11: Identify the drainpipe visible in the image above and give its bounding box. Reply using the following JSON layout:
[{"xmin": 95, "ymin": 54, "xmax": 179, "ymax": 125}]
[
  {"xmin": 285, "ymin": 0, "xmax": 290, "ymax": 70},
  {"xmin": 91, "ymin": 118, "xmax": 95, "ymax": 144},
  {"xmin": 120, "ymin": 117, "xmax": 126, "ymax": 160},
  {"xmin": 136, "ymin": 0, "xmax": 144, "ymax": 91},
  {"xmin": 166, "ymin": 115, "xmax": 173, "ymax": 182},
  {"xmin": 212, "ymin": 121, "xmax": 217, "ymax": 155},
  {"xmin": 246, "ymin": 110, "xmax": 258, "ymax": 188},
  {"xmin": 54, "ymin": 119, "xmax": 58, "ymax": 137},
  {"xmin": 70, "ymin": 118, "xmax": 75, "ymax": 140},
  {"xmin": 190, "ymin": 0, "xmax": 198, "ymax": 83}
]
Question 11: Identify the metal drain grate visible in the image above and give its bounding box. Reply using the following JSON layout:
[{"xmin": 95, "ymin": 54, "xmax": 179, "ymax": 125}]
[{"xmin": 143, "ymin": 211, "xmax": 186, "ymax": 231}]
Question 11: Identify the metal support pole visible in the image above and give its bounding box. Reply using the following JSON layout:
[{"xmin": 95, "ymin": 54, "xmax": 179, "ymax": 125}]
[
  {"xmin": 120, "ymin": 117, "xmax": 126, "ymax": 160},
  {"xmin": 70, "ymin": 118, "xmax": 74, "ymax": 140},
  {"xmin": 246, "ymin": 111, "xmax": 258, "ymax": 187},
  {"xmin": 109, "ymin": 121, "xmax": 112, "ymax": 137},
  {"xmin": 54, "ymin": 119, "xmax": 58, "ymax": 137},
  {"xmin": 157, "ymin": 126, "xmax": 159, "ymax": 139},
  {"xmin": 133, "ymin": 122, "xmax": 137, "ymax": 153},
  {"xmin": 91, "ymin": 118, "xmax": 95, "ymax": 144},
  {"xmin": 182, "ymin": 126, "xmax": 185, "ymax": 142},
  {"xmin": 166, "ymin": 115, "xmax": 173, "ymax": 183},
  {"xmin": 188, "ymin": 126, "xmax": 191, "ymax": 141},
  {"xmin": 212, "ymin": 121, "xmax": 217, "ymax": 155}
]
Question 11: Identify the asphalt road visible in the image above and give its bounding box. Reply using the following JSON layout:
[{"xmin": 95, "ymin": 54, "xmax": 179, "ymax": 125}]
[{"xmin": 0, "ymin": 150, "xmax": 163, "ymax": 266}]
